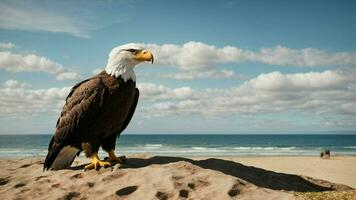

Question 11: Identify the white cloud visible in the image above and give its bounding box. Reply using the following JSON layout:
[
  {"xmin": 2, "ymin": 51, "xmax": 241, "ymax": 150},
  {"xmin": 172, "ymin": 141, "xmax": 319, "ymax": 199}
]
[
  {"xmin": 244, "ymin": 70, "xmax": 356, "ymax": 91},
  {"xmin": 0, "ymin": 42, "xmax": 15, "ymax": 49},
  {"xmin": 140, "ymin": 41, "xmax": 356, "ymax": 70},
  {"xmin": 162, "ymin": 69, "xmax": 245, "ymax": 80},
  {"xmin": 136, "ymin": 70, "xmax": 356, "ymax": 127},
  {"xmin": 256, "ymin": 46, "xmax": 356, "ymax": 67},
  {"xmin": 0, "ymin": 2, "xmax": 92, "ymax": 38},
  {"xmin": 216, "ymin": 70, "xmax": 356, "ymax": 117},
  {"xmin": 0, "ymin": 80, "xmax": 70, "ymax": 117},
  {"xmin": 4, "ymin": 80, "xmax": 31, "ymax": 89},
  {"xmin": 143, "ymin": 42, "xmax": 243, "ymax": 70},
  {"xmin": 0, "ymin": 51, "xmax": 81, "ymax": 80},
  {"xmin": 2, "ymin": 69, "xmax": 355, "ymax": 128},
  {"xmin": 138, "ymin": 69, "xmax": 245, "ymax": 80},
  {"xmin": 137, "ymin": 83, "xmax": 195, "ymax": 101},
  {"xmin": 56, "ymin": 72, "xmax": 81, "ymax": 81}
]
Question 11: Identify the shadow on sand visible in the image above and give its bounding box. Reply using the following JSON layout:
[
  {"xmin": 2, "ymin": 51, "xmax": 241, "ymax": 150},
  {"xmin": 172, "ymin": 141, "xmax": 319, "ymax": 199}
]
[{"xmin": 71, "ymin": 156, "xmax": 342, "ymax": 192}]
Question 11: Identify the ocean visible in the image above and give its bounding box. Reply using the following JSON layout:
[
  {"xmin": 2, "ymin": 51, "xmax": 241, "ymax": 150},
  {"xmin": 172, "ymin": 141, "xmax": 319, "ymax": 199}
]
[{"xmin": 0, "ymin": 134, "xmax": 356, "ymax": 158}]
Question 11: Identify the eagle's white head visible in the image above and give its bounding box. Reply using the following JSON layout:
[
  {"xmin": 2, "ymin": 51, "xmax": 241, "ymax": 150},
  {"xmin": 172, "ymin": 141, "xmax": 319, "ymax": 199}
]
[{"xmin": 105, "ymin": 43, "xmax": 154, "ymax": 82}]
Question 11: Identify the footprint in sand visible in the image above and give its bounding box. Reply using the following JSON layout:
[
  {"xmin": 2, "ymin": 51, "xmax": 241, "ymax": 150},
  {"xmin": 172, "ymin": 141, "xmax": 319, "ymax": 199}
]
[
  {"xmin": 71, "ymin": 173, "xmax": 84, "ymax": 179},
  {"xmin": 14, "ymin": 183, "xmax": 26, "ymax": 188},
  {"xmin": 60, "ymin": 192, "xmax": 80, "ymax": 200},
  {"xmin": 0, "ymin": 177, "xmax": 10, "ymax": 186},
  {"xmin": 35, "ymin": 175, "xmax": 47, "ymax": 181},
  {"xmin": 102, "ymin": 173, "xmax": 126, "ymax": 181},
  {"xmin": 51, "ymin": 183, "xmax": 60, "ymax": 188},
  {"xmin": 172, "ymin": 177, "xmax": 208, "ymax": 198},
  {"xmin": 19, "ymin": 163, "xmax": 32, "ymax": 168},
  {"xmin": 115, "ymin": 185, "xmax": 138, "ymax": 196},
  {"xmin": 171, "ymin": 175, "xmax": 184, "ymax": 180},
  {"xmin": 87, "ymin": 182, "xmax": 95, "ymax": 187},
  {"xmin": 228, "ymin": 182, "xmax": 242, "ymax": 197},
  {"xmin": 187, "ymin": 178, "xmax": 209, "ymax": 189},
  {"xmin": 155, "ymin": 191, "xmax": 169, "ymax": 200},
  {"xmin": 187, "ymin": 183, "xmax": 195, "ymax": 190},
  {"xmin": 179, "ymin": 189, "xmax": 189, "ymax": 198}
]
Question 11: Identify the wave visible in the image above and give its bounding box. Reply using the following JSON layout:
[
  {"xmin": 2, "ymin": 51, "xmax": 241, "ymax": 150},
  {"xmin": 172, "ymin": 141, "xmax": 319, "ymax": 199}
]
[
  {"xmin": 144, "ymin": 144, "xmax": 163, "ymax": 148},
  {"xmin": 233, "ymin": 147, "xmax": 296, "ymax": 150},
  {"xmin": 344, "ymin": 146, "xmax": 356, "ymax": 149},
  {"xmin": 0, "ymin": 145, "xmax": 355, "ymax": 158},
  {"xmin": 192, "ymin": 147, "xmax": 207, "ymax": 150}
]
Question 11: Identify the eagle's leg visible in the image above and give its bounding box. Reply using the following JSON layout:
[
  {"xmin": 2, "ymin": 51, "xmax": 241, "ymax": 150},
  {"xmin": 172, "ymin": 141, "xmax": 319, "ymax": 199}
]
[
  {"xmin": 102, "ymin": 135, "xmax": 126, "ymax": 164},
  {"xmin": 84, "ymin": 152, "xmax": 111, "ymax": 171},
  {"xmin": 82, "ymin": 142, "xmax": 111, "ymax": 170},
  {"xmin": 106, "ymin": 150, "xmax": 126, "ymax": 164}
]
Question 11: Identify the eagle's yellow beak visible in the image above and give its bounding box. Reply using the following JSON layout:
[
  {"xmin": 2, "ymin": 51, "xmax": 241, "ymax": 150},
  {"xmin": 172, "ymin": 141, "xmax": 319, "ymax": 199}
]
[{"xmin": 134, "ymin": 50, "xmax": 154, "ymax": 64}]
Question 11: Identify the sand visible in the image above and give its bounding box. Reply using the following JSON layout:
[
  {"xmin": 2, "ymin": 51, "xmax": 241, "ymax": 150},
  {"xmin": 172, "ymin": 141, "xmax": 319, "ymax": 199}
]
[
  {"xmin": 0, "ymin": 155, "xmax": 355, "ymax": 200},
  {"xmin": 228, "ymin": 156, "xmax": 356, "ymax": 189}
]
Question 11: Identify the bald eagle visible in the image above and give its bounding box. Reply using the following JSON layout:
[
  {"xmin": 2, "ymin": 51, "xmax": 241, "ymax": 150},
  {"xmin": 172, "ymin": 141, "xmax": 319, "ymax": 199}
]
[{"xmin": 44, "ymin": 43, "xmax": 153, "ymax": 170}]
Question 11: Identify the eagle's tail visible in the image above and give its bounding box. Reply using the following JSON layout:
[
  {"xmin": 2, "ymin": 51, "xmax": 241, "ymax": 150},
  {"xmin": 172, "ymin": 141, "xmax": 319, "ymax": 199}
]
[{"xmin": 44, "ymin": 137, "xmax": 79, "ymax": 171}]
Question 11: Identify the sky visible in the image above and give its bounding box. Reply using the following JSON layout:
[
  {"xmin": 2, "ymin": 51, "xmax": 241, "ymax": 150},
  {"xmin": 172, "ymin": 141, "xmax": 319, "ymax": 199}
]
[{"xmin": 0, "ymin": 0, "xmax": 356, "ymax": 134}]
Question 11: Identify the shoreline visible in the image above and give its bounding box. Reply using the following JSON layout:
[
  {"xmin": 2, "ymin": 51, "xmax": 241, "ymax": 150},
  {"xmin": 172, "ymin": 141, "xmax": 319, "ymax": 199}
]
[
  {"xmin": 2, "ymin": 134, "xmax": 356, "ymax": 159},
  {"xmin": 1, "ymin": 154, "xmax": 356, "ymax": 160}
]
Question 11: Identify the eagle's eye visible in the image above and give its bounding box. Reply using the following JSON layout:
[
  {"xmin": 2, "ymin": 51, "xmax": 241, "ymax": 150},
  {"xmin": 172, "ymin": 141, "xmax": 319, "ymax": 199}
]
[{"xmin": 125, "ymin": 49, "xmax": 138, "ymax": 54}]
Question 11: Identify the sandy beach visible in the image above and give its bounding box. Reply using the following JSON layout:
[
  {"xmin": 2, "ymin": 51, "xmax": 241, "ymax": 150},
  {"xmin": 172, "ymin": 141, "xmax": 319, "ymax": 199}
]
[{"xmin": 0, "ymin": 155, "xmax": 355, "ymax": 200}]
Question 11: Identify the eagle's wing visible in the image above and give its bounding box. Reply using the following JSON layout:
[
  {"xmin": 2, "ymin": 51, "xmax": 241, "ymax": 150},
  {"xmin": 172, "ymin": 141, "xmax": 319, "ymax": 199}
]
[
  {"xmin": 44, "ymin": 76, "xmax": 106, "ymax": 170},
  {"xmin": 118, "ymin": 88, "xmax": 139, "ymax": 135}
]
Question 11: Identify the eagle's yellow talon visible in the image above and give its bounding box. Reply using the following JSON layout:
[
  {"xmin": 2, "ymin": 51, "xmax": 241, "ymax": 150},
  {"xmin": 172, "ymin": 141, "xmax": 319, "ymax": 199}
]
[
  {"xmin": 106, "ymin": 150, "xmax": 126, "ymax": 164},
  {"xmin": 84, "ymin": 153, "xmax": 111, "ymax": 171}
]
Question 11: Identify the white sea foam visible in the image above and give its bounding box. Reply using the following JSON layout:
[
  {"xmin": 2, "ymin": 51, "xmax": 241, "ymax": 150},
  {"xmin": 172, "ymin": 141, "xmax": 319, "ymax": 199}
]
[
  {"xmin": 233, "ymin": 147, "xmax": 295, "ymax": 150},
  {"xmin": 144, "ymin": 144, "xmax": 163, "ymax": 149},
  {"xmin": 0, "ymin": 145, "xmax": 355, "ymax": 158},
  {"xmin": 233, "ymin": 147, "xmax": 251, "ymax": 150},
  {"xmin": 192, "ymin": 147, "xmax": 207, "ymax": 150},
  {"xmin": 345, "ymin": 146, "xmax": 356, "ymax": 149}
]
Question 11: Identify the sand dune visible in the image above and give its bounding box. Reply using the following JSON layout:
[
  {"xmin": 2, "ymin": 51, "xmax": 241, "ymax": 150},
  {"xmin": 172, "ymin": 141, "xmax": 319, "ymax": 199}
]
[{"xmin": 0, "ymin": 155, "xmax": 354, "ymax": 200}]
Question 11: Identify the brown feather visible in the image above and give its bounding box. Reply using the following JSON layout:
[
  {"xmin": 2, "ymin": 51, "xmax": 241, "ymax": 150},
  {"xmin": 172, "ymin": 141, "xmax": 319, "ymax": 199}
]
[{"xmin": 44, "ymin": 71, "xmax": 138, "ymax": 170}]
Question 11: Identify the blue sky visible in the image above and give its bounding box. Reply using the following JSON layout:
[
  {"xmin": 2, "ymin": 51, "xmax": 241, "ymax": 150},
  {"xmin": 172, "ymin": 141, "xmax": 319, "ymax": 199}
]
[{"xmin": 0, "ymin": 0, "xmax": 356, "ymax": 134}]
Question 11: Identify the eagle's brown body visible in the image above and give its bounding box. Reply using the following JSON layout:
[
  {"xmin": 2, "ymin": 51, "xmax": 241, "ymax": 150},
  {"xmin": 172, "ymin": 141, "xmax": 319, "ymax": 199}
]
[{"xmin": 44, "ymin": 71, "xmax": 139, "ymax": 170}]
